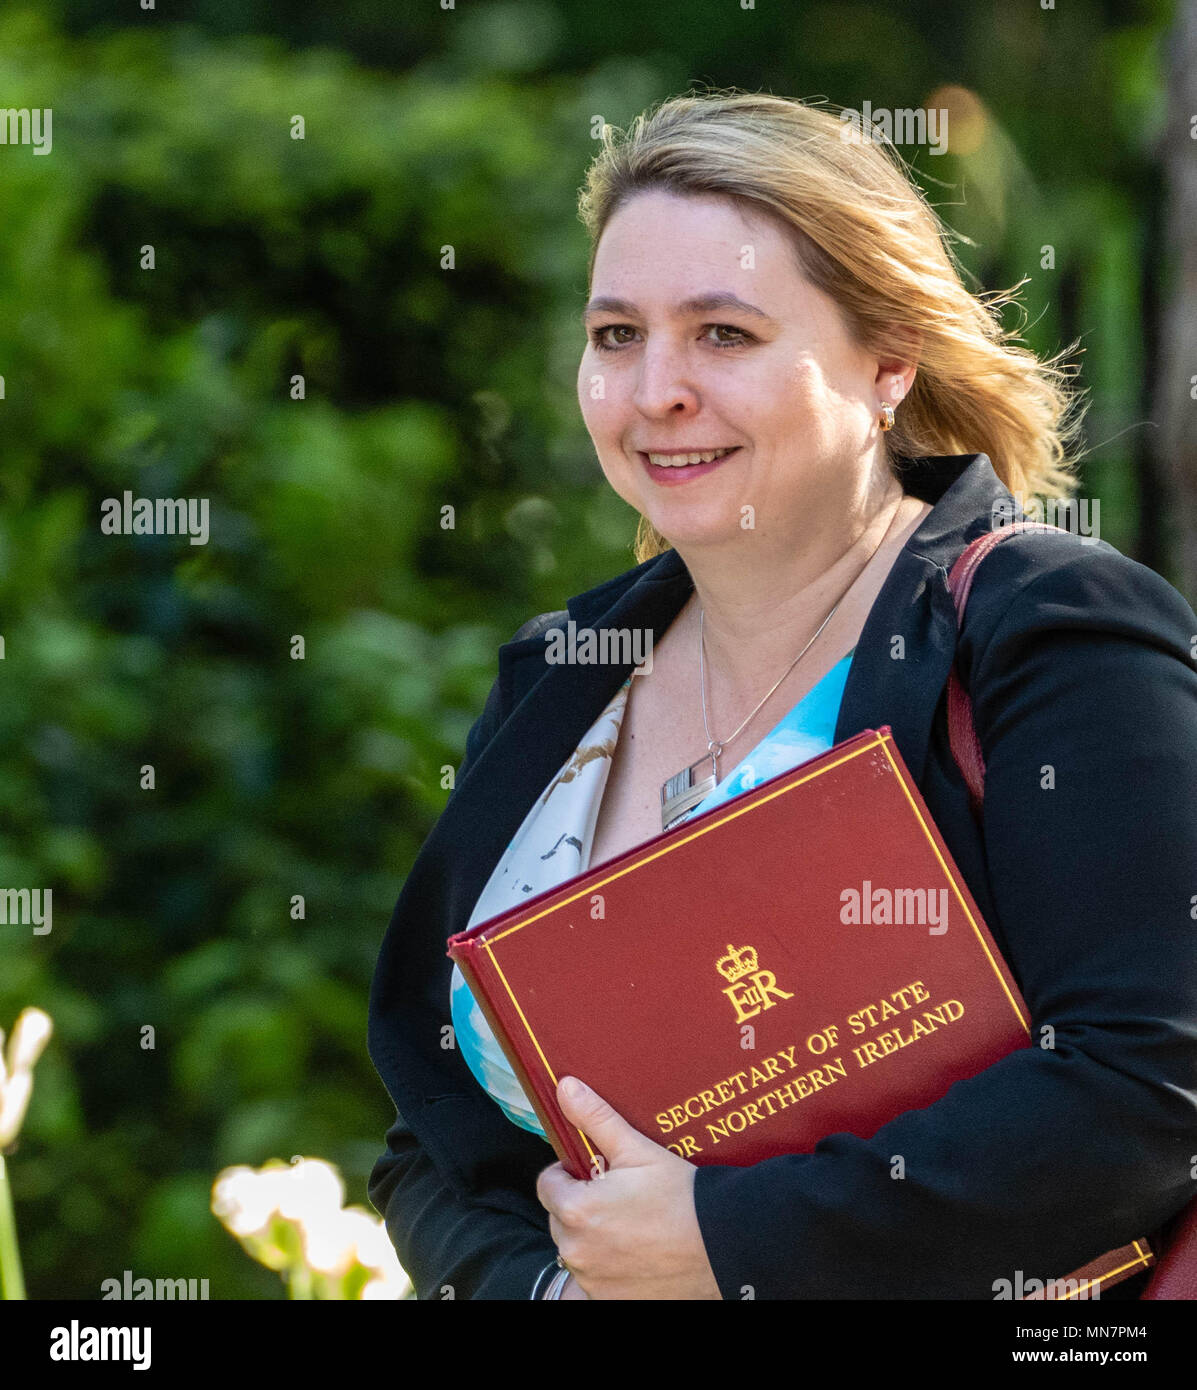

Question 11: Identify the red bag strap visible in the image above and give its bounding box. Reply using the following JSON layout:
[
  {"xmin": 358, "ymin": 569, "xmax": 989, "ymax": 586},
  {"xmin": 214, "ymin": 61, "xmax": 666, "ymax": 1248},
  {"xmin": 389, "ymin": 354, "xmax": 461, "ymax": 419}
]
[{"xmin": 944, "ymin": 520, "xmax": 1065, "ymax": 818}]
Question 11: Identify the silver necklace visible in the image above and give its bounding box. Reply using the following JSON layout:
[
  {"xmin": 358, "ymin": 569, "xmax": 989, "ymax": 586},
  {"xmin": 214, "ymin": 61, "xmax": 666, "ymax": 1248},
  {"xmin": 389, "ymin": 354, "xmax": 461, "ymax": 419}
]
[{"xmin": 660, "ymin": 507, "xmax": 901, "ymax": 831}]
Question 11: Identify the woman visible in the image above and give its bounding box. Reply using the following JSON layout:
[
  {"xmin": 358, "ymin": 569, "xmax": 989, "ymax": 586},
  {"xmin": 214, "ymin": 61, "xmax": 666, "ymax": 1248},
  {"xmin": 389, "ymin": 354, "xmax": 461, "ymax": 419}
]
[{"xmin": 367, "ymin": 92, "xmax": 1197, "ymax": 1300}]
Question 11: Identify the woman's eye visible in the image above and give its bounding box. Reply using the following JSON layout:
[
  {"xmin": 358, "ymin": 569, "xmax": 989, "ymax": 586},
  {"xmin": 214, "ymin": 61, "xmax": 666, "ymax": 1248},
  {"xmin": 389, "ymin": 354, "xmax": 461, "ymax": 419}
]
[
  {"xmin": 589, "ymin": 324, "xmax": 638, "ymax": 351},
  {"xmin": 588, "ymin": 323, "xmax": 752, "ymax": 351},
  {"xmin": 706, "ymin": 324, "xmax": 750, "ymax": 347}
]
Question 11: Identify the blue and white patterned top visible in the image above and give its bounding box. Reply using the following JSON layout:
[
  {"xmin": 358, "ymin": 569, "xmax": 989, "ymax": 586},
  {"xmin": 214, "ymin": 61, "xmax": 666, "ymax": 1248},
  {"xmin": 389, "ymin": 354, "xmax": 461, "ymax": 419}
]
[{"xmin": 449, "ymin": 650, "xmax": 856, "ymax": 1136}]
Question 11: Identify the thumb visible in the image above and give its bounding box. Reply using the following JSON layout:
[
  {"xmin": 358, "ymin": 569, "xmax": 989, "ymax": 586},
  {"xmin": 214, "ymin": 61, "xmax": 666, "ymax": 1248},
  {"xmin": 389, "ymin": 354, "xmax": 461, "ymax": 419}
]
[{"xmin": 555, "ymin": 1075, "xmax": 661, "ymax": 1170}]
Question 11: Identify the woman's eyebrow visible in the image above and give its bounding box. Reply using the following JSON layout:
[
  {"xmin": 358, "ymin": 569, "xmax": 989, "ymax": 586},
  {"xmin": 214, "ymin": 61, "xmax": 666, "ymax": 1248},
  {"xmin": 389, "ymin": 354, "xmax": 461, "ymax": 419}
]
[{"xmin": 580, "ymin": 292, "xmax": 778, "ymax": 326}]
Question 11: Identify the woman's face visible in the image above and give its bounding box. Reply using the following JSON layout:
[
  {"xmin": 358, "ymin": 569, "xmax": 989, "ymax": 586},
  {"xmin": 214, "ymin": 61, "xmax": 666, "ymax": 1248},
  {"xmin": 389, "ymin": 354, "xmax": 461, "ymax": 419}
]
[{"xmin": 578, "ymin": 188, "xmax": 905, "ymax": 553}]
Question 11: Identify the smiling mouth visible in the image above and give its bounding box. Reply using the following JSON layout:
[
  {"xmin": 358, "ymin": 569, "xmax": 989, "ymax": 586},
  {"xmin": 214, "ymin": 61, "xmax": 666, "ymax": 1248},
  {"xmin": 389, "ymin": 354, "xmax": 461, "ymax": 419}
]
[{"xmin": 639, "ymin": 446, "xmax": 740, "ymax": 468}]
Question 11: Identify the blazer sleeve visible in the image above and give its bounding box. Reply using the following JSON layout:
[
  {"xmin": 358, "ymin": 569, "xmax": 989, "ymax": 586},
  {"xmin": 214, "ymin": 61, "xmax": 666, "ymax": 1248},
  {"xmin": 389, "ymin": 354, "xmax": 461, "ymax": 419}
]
[
  {"xmin": 369, "ymin": 1107, "xmax": 558, "ymax": 1300},
  {"xmin": 691, "ymin": 545, "xmax": 1197, "ymax": 1298},
  {"xmin": 368, "ymin": 616, "xmax": 562, "ymax": 1299}
]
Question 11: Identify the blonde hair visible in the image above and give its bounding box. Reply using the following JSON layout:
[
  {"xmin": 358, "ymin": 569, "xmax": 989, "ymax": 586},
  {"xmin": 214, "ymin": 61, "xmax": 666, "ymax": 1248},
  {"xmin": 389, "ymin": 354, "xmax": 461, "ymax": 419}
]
[{"xmin": 576, "ymin": 90, "xmax": 1085, "ymax": 564}]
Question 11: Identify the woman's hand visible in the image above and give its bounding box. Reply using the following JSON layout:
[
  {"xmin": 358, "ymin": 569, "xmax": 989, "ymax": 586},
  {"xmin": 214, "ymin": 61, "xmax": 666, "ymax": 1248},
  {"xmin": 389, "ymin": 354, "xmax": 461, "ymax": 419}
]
[{"xmin": 535, "ymin": 1075, "xmax": 722, "ymax": 1300}]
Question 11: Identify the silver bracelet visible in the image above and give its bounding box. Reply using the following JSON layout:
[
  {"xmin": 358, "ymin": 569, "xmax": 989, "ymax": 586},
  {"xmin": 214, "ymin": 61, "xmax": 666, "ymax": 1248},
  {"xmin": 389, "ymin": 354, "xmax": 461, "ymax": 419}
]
[{"xmin": 529, "ymin": 1258, "xmax": 559, "ymax": 1300}]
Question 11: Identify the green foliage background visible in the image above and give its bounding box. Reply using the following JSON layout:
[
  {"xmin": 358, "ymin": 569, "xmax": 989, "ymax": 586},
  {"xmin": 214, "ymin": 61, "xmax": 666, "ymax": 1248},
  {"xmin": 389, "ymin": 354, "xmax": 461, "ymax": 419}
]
[{"xmin": 0, "ymin": 0, "xmax": 1181, "ymax": 1296}]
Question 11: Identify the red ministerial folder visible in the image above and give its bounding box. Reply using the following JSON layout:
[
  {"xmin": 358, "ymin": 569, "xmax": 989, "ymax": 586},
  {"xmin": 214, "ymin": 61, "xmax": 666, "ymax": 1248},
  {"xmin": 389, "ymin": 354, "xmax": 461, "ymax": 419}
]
[{"xmin": 447, "ymin": 725, "xmax": 1154, "ymax": 1297}]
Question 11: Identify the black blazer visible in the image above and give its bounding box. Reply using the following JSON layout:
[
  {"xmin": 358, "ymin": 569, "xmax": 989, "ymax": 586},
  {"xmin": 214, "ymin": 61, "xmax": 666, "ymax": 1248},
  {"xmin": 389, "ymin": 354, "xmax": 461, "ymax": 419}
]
[{"xmin": 367, "ymin": 452, "xmax": 1197, "ymax": 1299}]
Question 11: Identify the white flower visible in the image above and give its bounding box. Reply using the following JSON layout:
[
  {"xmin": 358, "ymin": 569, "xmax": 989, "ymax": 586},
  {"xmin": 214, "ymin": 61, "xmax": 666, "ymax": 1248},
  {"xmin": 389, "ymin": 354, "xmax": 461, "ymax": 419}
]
[
  {"xmin": 211, "ymin": 1165, "xmax": 292, "ymax": 1238},
  {"xmin": 360, "ymin": 1267, "xmax": 413, "ymax": 1300},
  {"xmin": 7, "ymin": 1009, "xmax": 53, "ymax": 1074},
  {"xmin": 211, "ymin": 1156, "xmax": 414, "ymax": 1298},
  {"xmin": 0, "ymin": 1008, "xmax": 53, "ymax": 1146},
  {"xmin": 295, "ymin": 1199, "xmax": 390, "ymax": 1278},
  {"xmin": 277, "ymin": 1158, "xmax": 344, "ymax": 1224},
  {"xmin": 341, "ymin": 1207, "xmax": 396, "ymax": 1272},
  {"xmin": 297, "ymin": 1213, "xmax": 356, "ymax": 1276},
  {"xmin": 0, "ymin": 1072, "xmax": 32, "ymax": 1148}
]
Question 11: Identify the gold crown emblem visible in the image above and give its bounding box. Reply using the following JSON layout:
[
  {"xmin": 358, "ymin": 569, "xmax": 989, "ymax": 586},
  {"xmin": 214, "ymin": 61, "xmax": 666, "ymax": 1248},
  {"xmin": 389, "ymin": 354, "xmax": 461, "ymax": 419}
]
[{"xmin": 716, "ymin": 943, "xmax": 759, "ymax": 984}]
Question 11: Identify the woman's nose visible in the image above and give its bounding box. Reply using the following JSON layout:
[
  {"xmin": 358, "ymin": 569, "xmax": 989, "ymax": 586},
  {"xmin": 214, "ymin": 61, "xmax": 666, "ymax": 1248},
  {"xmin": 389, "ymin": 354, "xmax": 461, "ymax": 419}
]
[{"xmin": 631, "ymin": 344, "xmax": 700, "ymax": 416}]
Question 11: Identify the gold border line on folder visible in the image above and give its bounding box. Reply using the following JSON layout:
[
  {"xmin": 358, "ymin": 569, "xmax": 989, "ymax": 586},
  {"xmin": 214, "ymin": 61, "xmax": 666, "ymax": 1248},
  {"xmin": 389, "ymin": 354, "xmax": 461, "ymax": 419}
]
[
  {"xmin": 876, "ymin": 738, "xmax": 1030, "ymax": 1036},
  {"xmin": 484, "ymin": 734, "xmax": 889, "ymax": 946},
  {"xmin": 483, "ymin": 938, "xmax": 600, "ymax": 1168},
  {"xmin": 1054, "ymin": 1241, "xmax": 1154, "ymax": 1300}
]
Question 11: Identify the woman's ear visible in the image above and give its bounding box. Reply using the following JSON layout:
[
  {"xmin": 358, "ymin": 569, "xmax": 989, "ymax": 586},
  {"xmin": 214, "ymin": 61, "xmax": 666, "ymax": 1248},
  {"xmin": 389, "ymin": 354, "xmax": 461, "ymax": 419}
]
[{"xmin": 875, "ymin": 327, "xmax": 922, "ymax": 402}]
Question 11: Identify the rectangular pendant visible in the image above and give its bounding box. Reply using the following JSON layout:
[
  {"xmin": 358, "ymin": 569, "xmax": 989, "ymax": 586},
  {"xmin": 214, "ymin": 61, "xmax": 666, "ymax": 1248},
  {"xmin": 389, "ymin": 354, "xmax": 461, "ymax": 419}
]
[{"xmin": 661, "ymin": 755, "xmax": 717, "ymax": 832}]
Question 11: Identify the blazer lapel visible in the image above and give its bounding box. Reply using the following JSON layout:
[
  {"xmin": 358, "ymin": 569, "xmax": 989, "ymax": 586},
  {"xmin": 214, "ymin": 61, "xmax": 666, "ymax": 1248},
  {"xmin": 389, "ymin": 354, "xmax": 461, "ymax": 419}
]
[
  {"xmin": 834, "ymin": 454, "xmax": 1020, "ymax": 784},
  {"xmin": 420, "ymin": 552, "xmax": 693, "ymax": 951},
  {"xmin": 833, "ymin": 547, "xmax": 959, "ymax": 788}
]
